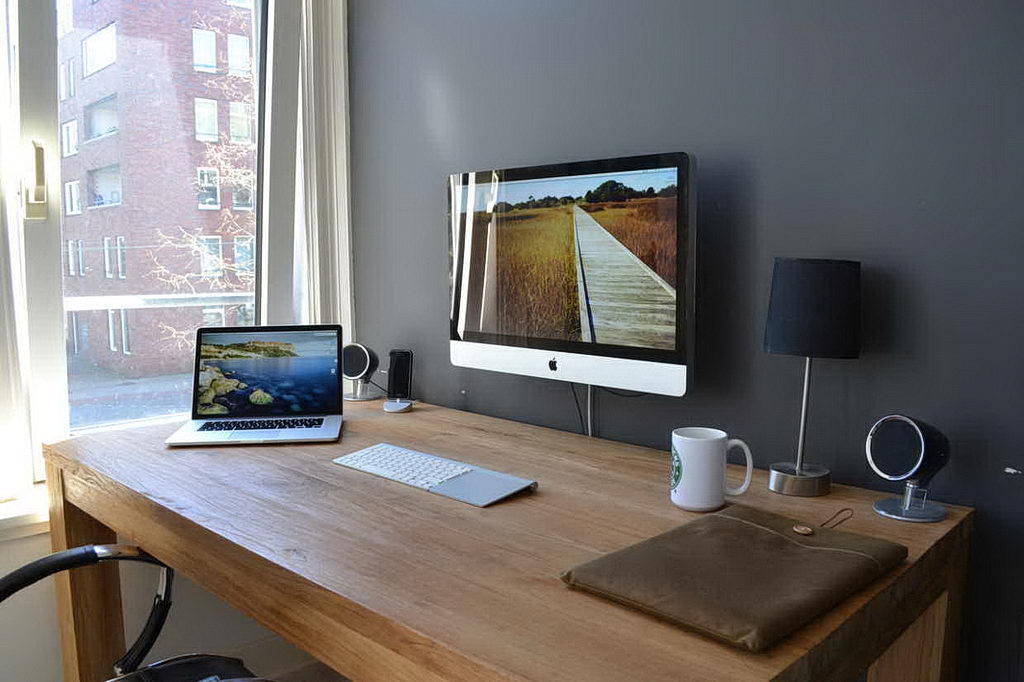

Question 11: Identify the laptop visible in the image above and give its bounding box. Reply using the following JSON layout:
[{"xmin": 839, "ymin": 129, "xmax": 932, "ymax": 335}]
[{"xmin": 165, "ymin": 324, "xmax": 344, "ymax": 446}]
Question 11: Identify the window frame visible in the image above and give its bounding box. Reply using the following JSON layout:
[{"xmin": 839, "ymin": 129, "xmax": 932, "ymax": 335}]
[
  {"xmin": 102, "ymin": 236, "xmax": 113, "ymax": 278},
  {"xmin": 64, "ymin": 180, "xmax": 81, "ymax": 215},
  {"xmin": 60, "ymin": 118, "xmax": 78, "ymax": 156},
  {"xmin": 192, "ymin": 28, "xmax": 217, "ymax": 73},
  {"xmin": 229, "ymin": 101, "xmax": 252, "ymax": 143},
  {"xmin": 10, "ymin": 0, "xmax": 316, "ymax": 487},
  {"xmin": 119, "ymin": 309, "xmax": 132, "ymax": 354},
  {"xmin": 106, "ymin": 309, "xmax": 118, "ymax": 351},
  {"xmin": 115, "ymin": 235, "xmax": 127, "ymax": 279},
  {"xmin": 228, "ymin": 34, "xmax": 251, "ymax": 77},
  {"xmin": 197, "ymin": 167, "xmax": 221, "ymax": 209},
  {"xmin": 82, "ymin": 23, "xmax": 117, "ymax": 77},
  {"xmin": 66, "ymin": 239, "xmax": 76, "ymax": 276},
  {"xmin": 194, "ymin": 97, "xmax": 219, "ymax": 142},
  {"xmin": 83, "ymin": 94, "xmax": 118, "ymax": 141},
  {"xmin": 198, "ymin": 235, "xmax": 224, "ymax": 277}
]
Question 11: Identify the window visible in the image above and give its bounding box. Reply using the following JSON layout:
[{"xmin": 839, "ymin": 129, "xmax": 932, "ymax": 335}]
[
  {"xmin": 103, "ymin": 237, "xmax": 113, "ymax": 278},
  {"xmin": 234, "ymin": 236, "xmax": 254, "ymax": 271},
  {"xmin": 192, "ymin": 29, "xmax": 216, "ymax": 72},
  {"xmin": 57, "ymin": 0, "xmax": 73, "ymax": 37},
  {"xmin": 66, "ymin": 240, "xmax": 76, "ymax": 276},
  {"xmin": 116, "ymin": 236, "xmax": 127, "ymax": 279},
  {"xmin": 203, "ymin": 306, "xmax": 226, "ymax": 327},
  {"xmin": 59, "ymin": 60, "xmax": 76, "ymax": 100},
  {"xmin": 237, "ymin": 303, "xmax": 256, "ymax": 326},
  {"xmin": 30, "ymin": 0, "xmax": 265, "ymax": 434},
  {"xmin": 229, "ymin": 102, "xmax": 251, "ymax": 142},
  {"xmin": 88, "ymin": 165, "xmax": 122, "ymax": 207},
  {"xmin": 106, "ymin": 309, "xmax": 118, "ymax": 351},
  {"xmin": 119, "ymin": 310, "xmax": 131, "ymax": 354},
  {"xmin": 198, "ymin": 236, "xmax": 223, "ymax": 276},
  {"xmin": 197, "ymin": 168, "xmax": 220, "ymax": 208},
  {"xmin": 64, "ymin": 181, "xmax": 81, "ymax": 215},
  {"xmin": 233, "ymin": 185, "xmax": 254, "ymax": 211},
  {"xmin": 84, "ymin": 95, "xmax": 118, "ymax": 139},
  {"xmin": 61, "ymin": 119, "xmax": 79, "ymax": 156},
  {"xmin": 228, "ymin": 35, "xmax": 250, "ymax": 76},
  {"xmin": 69, "ymin": 313, "xmax": 80, "ymax": 354},
  {"xmin": 82, "ymin": 24, "xmax": 117, "ymax": 76},
  {"xmin": 194, "ymin": 98, "xmax": 218, "ymax": 141},
  {"xmin": 227, "ymin": 0, "xmax": 254, "ymax": 8}
]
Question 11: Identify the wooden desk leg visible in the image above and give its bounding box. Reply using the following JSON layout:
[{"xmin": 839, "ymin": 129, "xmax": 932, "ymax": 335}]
[
  {"xmin": 46, "ymin": 463, "xmax": 126, "ymax": 682},
  {"xmin": 868, "ymin": 523, "xmax": 970, "ymax": 682}
]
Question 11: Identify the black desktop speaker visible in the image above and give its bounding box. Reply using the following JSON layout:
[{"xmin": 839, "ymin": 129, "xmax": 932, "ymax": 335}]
[
  {"xmin": 866, "ymin": 415, "xmax": 950, "ymax": 522},
  {"xmin": 342, "ymin": 343, "xmax": 381, "ymax": 401}
]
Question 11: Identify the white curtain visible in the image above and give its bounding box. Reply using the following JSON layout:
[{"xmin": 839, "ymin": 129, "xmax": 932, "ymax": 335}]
[
  {"xmin": 0, "ymin": 3, "xmax": 35, "ymax": 500},
  {"xmin": 296, "ymin": 0, "xmax": 354, "ymax": 340}
]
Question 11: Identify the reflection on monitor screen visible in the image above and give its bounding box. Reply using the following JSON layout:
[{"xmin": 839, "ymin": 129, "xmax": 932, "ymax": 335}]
[
  {"xmin": 195, "ymin": 330, "xmax": 340, "ymax": 417},
  {"xmin": 451, "ymin": 166, "xmax": 681, "ymax": 354}
]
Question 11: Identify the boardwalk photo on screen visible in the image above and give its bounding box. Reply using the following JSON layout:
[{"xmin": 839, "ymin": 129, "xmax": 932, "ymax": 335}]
[{"xmin": 455, "ymin": 168, "xmax": 679, "ymax": 351}]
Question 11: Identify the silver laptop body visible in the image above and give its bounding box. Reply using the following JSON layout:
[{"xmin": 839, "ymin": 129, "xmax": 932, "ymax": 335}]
[{"xmin": 166, "ymin": 324, "xmax": 343, "ymax": 447}]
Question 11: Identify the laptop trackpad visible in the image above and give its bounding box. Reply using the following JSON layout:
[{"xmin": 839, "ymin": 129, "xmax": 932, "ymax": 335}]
[
  {"xmin": 431, "ymin": 469, "xmax": 536, "ymax": 507},
  {"xmin": 228, "ymin": 430, "xmax": 283, "ymax": 440}
]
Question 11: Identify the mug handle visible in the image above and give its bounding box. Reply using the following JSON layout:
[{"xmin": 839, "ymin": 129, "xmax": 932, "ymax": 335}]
[{"xmin": 724, "ymin": 439, "xmax": 754, "ymax": 496}]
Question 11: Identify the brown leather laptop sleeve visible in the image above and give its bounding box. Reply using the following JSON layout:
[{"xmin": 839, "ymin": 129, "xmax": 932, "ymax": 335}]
[{"xmin": 560, "ymin": 504, "xmax": 907, "ymax": 652}]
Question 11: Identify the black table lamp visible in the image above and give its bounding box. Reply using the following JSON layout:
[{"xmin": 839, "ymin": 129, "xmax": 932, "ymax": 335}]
[{"xmin": 764, "ymin": 258, "xmax": 861, "ymax": 496}]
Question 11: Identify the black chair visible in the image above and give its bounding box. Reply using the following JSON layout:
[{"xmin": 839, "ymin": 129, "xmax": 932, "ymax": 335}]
[{"xmin": 0, "ymin": 544, "xmax": 270, "ymax": 682}]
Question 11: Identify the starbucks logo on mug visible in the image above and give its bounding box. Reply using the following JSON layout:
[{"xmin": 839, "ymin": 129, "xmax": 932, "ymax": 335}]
[{"xmin": 670, "ymin": 446, "xmax": 683, "ymax": 489}]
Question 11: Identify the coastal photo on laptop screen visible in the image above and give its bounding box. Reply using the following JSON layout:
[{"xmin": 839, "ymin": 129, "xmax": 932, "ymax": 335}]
[{"xmin": 195, "ymin": 330, "xmax": 340, "ymax": 417}]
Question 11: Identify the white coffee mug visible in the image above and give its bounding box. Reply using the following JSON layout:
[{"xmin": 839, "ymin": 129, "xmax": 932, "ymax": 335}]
[{"xmin": 670, "ymin": 427, "xmax": 754, "ymax": 511}]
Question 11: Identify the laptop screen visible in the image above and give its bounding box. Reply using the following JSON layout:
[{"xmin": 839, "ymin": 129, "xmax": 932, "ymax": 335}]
[{"xmin": 193, "ymin": 326, "xmax": 341, "ymax": 419}]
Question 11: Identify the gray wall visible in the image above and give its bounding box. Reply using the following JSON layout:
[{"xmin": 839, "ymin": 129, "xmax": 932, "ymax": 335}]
[{"xmin": 348, "ymin": 1, "xmax": 1024, "ymax": 678}]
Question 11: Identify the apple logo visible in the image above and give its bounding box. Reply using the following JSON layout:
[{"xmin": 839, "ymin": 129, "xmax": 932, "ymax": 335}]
[{"xmin": 548, "ymin": 357, "xmax": 558, "ymax": 372}]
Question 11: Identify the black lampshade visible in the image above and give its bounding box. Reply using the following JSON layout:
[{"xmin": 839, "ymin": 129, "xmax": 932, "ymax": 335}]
[{"xmin": 764, "ymin": 258, "xmax": 861, "ymax": 359}]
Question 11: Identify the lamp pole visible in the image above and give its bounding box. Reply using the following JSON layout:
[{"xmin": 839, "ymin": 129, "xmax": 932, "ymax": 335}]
[{"xmin": 795, "ymin": 356, "xmax": 812, "ymax": 476}]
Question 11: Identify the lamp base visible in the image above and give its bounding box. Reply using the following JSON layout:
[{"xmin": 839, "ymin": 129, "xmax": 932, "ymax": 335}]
[{"xmin": 767, "ymin": 462, "xmax": 831, "ymax": 496}]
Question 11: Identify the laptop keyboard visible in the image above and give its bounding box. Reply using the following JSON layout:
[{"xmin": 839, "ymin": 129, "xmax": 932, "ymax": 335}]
[{"xmin": 199, "ymin": 417, "xmax": 325, "ymax": 431}]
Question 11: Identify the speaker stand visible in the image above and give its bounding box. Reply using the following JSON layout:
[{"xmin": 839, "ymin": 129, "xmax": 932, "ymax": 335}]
[
  {"xmin": 344, "ymin": 379, "xmax": 383, "ymax": 402},
  {"xmin": 873, "ymin": 481, "xmax": 947, "ymax": 523}
]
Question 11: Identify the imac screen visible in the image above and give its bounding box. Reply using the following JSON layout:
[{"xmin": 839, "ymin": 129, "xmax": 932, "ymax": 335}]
[{"xmin": 449, "ymin": 154, "xmax": 688, "ymax": 363}]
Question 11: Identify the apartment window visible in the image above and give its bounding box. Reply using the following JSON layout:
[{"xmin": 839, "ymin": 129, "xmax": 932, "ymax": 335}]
[
  {"xmin": 57, "ymin": 0, "xmax": 73, "ymax": 37},
  {"xmin": 227, "ymin": 0, "xmax": 254, "ymax": 8},
  {"xmin": 234, "ymin": 236, "xmax": 254, "ymax": 271},
  {"xmin": 227, "ymin": 35, "xmax": 250, "ymax": 76},
  {"xmin": 192, "ymin": 29, "xmax": 217, "ymax": 72},
  {"xmin": 237, "ymin": 303, "xmax": 255, "ymax": 326},
  {"xmin": 116, "ymin": 236, "xmax": 127, "ymax": 279},
  {"xmin": 88, "ymin": 165, "xmax": 122, "ymax": 207},
  {"xmin": 69, "ymin": 312, "xmax": 80, "ymax": 355},
  {"xmin": 66, "ymin": 240, "xmax": 76, "ymax": 276},
  {"xmin": 61, "ymin": 119, "xmax": 79, "ymax": 157},
  {"xmin": 229, "ymin": 102, "xmax": 252, "ymax": 143},
  {"xmin": 120, "ymin": 309, "xmax": 132, "ymax": 354},
  {"xmin": 64, "ymin": 181, "xmax": 82, "ymax": 215},
  {"xmin": 106, "ymin": 309, "xmax": 118, "ymax": 351},
  {"xmin": 83, "ymin": 24, "xmax": 117, "ymax": 76},
  {"xmin": 233, "ymin": 186, "xmax": 254, "ymax": 211},
  {"xmin": 203, "ymin": 306, "xmax": 226, "ymax": 327},
  {"xmin": 84, "ymin": 95, "xmax": 118, "ymax": 139},
  {"xmin": 59, "ymin": 60, "xmax": 76, "ymax": 100},
  {"xmin": 195, "ymin": 98, "xmax": 218, "ymax": 141},
  {"xmin": 197, "ymin": 168, "xmax": 220, "ymax": 209},
  {"xmin": 103, "ymin": 237, "xmax": 113, "ymax": 278},
  {"xmin": 77, "ymin": 240, "xmax": 86, "ymax": 275},
  {"xmin": 198, "ymin": 236, "xmax": 223, "ymax": 276}
]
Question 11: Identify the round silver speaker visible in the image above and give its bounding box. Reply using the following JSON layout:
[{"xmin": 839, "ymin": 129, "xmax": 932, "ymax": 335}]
[{"xmin": 342, "ymin": 344, "xmax": 382, "ymax": 401}]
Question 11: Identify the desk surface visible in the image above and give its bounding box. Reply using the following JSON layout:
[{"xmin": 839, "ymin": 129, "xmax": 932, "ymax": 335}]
[{"xmin": 44, "ymin": 401, "xmax": 972, "ymax": 681}]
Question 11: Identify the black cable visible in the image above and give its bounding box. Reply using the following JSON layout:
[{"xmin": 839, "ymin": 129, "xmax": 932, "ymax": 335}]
[
  {"xmin": 568, "ymin": 383, "xmax": 585, "ymax": 434},
  {"xmin": 367, "ymin": 378, "xmax": 387, "ymax": 393},
  {"xmin": 598, "ymin": 386, "xmax": 646, "ymax": 398}
]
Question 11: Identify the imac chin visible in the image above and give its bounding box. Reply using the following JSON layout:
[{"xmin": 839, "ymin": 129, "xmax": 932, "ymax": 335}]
[{"xmin": 448, "ymin": 152, "xmax": 693, "ymax": 397}]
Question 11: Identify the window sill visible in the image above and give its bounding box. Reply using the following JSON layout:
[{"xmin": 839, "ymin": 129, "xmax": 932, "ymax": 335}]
[
  {"xmin": 198, "ymin": 205, "xmax": 221, "ymax": 211},
  {"xmin": 87, "ymin": 202, "xmax": 122, "ymax": 211},
  {"xmin": 0, "ymin": 483, "xmax": 49, "ymax": 543},
  {"xmin": 83, "ymin": 130, "xmax": 119, "ymax": 144}
]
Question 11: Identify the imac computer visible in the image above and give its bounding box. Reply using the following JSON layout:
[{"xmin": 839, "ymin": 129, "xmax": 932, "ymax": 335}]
[{"xmin": 448, "ymin": 152, "xmax": 694, "ymax": 396}]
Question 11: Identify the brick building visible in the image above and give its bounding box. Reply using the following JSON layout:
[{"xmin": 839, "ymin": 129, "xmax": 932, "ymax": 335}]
[{"xmin": 58, "ymin": 0, "xmax": 256, "ymax": 379}]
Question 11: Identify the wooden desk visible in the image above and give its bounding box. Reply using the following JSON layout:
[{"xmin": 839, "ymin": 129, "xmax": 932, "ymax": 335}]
[{"xmin": 44, "ymin": 401, "xmax": 971, "ymax": 682}]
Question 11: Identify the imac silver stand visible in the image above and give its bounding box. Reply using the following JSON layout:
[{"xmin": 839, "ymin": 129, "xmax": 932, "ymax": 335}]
[{"xmin": 344, "ymin": 379, "xmax": 383, "ymax": 402}]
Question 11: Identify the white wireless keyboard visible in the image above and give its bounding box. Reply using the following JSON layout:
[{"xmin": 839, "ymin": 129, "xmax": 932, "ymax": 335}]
[
  {"xmin": 334, "ymin": 443, "xmax": 473, "ymax": 489},
  {"xmin": 333, "ymin": 442, "xmax": 539, "ymax": 507}
]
